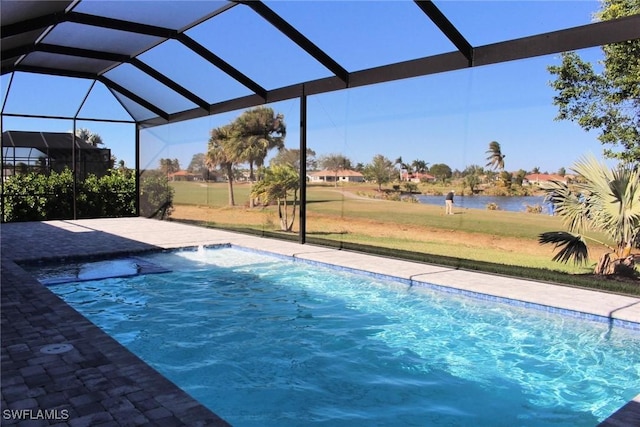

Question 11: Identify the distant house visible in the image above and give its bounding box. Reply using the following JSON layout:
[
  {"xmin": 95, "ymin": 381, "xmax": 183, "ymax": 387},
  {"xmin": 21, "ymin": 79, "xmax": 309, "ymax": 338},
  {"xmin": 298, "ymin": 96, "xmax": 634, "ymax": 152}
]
[
  {"xmin": 523, "ymin": 173, "xmax": 569, "ymax": 186},
  {"xmin": 307, "ymin": 169, "xmax": 364, "ymax": 183},
  {"xmin": 401, "ymin": 171, "xmax": 436, "ymax": 183},
  {"xmin": 168, "ymin": 170, "xmax": 198, "ymax": 181}
]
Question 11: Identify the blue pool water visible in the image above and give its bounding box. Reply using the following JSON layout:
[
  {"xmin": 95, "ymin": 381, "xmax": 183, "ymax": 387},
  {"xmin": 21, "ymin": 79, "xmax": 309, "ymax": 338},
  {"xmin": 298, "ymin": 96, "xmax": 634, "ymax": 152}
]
[{"xmin": 42, "ymin": 247, "xmax": 640, "ymax": 426}]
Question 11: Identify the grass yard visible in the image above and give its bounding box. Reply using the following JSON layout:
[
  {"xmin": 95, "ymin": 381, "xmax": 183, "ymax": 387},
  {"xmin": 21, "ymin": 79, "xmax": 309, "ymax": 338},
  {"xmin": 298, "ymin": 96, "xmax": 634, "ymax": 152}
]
[
  {"xmin": 169, "ymin": 181, "xmax": 636, "ymax": 293},
  {"xmin": 173, "ymin": 181, "xmax": 551, "ymax": 235}
]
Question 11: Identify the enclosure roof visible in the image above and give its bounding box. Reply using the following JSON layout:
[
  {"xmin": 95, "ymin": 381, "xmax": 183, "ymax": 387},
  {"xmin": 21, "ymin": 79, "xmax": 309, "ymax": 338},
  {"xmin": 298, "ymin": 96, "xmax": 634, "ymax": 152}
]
[
  {"xmin": 2, "ymin": 0, "xmax": 640, "ymax": 127},
  {"xmin": 2, "ymin": 130, "xmax": 100, "ymax": 151}
]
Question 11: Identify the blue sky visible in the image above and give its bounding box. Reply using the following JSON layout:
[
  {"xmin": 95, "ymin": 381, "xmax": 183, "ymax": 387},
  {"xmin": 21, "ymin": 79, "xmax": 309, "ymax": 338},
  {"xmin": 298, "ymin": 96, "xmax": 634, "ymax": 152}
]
[{"xmin": 1, "ymin": 0, "xmax": 610, "ymax": 174}]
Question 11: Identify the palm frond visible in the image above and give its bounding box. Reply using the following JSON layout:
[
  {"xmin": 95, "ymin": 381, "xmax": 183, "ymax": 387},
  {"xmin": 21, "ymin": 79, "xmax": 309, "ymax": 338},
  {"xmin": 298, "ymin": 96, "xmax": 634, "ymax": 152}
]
[
  {"xmin": 484, "ymin": 141, "xmax": 505, "ymax": 170},
  {"xmin": 541, "ymin": 180, "xmax": 592, "ymax": 233},
  {"xmin": 539, "ymin": 155, "xmax": 640, "ymax": 268},
  {"xmin": 606, "ymin": 164, "xmax": 640, "ymax": 246},
  {"xmin": 538, "ymin": 231, "xmax": 589, "ymax": 265}
]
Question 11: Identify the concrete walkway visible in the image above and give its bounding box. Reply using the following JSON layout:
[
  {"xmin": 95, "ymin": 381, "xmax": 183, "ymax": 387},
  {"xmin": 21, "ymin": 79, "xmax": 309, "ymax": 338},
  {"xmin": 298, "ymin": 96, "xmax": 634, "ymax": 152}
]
[{"xmin": 2, "ymin": 218, "xmax": 639, "ymax": 426}]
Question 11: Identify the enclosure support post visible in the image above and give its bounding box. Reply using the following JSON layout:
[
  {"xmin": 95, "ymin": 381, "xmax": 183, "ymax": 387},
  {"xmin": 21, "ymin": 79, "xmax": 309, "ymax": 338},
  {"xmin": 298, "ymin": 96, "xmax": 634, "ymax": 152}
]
[
  {"xmin": 299, "ymin": 85, "xmax": 307, "ymax": 244},
  {"xmin": 72, "ymin": 82, "xmax": 94, "ymax": 220},
  {"xmin": 0, "ymin": 114, "xmax": 4, "ymax": 222},
  {"xmin": 72, "ymin": 119, "xmax": 77, "ymax": 220},
  {"xmin": 0, "ymin": 73, "xmax": 13, "ymax": 222},
  {"xmin": 135, "ymin": 124, "xmax": 140, "ymax": 217}
]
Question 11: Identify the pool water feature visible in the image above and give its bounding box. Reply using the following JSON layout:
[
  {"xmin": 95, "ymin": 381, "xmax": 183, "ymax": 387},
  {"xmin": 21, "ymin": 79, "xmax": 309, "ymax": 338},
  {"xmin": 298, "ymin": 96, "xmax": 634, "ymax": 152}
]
[
  {"xmin": 42, "ymin": 247, "xmax": 640, "ymax": 426},
  {"xmin": 35, "ymin": 256, "xmax": 170, "ymax": 285}
]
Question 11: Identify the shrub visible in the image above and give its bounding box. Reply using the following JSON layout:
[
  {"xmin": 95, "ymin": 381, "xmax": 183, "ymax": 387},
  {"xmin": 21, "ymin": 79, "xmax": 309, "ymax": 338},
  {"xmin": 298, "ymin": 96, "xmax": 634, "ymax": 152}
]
[
  {"xmin": 2, "ymin": 168, "xmax": 139, "ymax": 222},
  {"xmin": 77, "ymin": 170, "xmax": 136, "ymax": 218},
  {"xmin": 140, "ymin": 171, "xmax": 174, "ymax": 219},
  {"xmin": 2, "ymin": 169, "xmax": 74, "ymax": 222},
  {"xmin": 402, "ymin": 196, "xmax": 419, "ymax": 203},
  {"xmin": 403, "ymin": 182, "xmax": 418, "ymax": 193},
  {"xmin": 95, "ymin": 170, "xmax": 136, "ymax": 217},
  {"xmin": 385, "ymin": 192, "xmax": 401, "ymax": 201}
]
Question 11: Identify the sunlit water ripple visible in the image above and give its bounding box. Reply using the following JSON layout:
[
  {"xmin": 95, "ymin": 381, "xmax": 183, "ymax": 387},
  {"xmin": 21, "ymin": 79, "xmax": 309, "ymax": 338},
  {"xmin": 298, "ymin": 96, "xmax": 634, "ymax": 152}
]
[{"xmin": 48, "ymin": 248, "xmax": 640, "ymax": 427}]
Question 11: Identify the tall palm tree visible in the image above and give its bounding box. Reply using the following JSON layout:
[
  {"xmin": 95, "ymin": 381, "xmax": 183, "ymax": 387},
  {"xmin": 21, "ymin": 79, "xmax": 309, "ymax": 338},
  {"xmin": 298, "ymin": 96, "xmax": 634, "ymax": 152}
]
[
  {"xmin": 411, "ymin": 159, "xmax": 429, "ymax": 174},
  {"xmin": 393, "ymin": 156, "xmax": 404, "ymax": 181},
  {"xmin": 538, "ymin": 155, "xmax": 640, "ymax": 276},
  {"xmin": 234, "ymin": 107, "xmax": 286, "ymax": 181},
  {"xmin": 485, "ymin": 141, "xmax": 506, "ymax": 171},
  {"xmin": 205, "ymin": 125, "xmax": 240, "ymax": 206}
]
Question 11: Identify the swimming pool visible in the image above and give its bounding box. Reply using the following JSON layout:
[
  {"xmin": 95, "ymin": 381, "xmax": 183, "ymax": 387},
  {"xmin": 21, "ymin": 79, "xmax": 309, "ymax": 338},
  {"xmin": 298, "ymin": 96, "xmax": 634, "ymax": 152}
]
[{"xmin": 40, "ymin": 246, "xmax": 640, "ymax": 426}]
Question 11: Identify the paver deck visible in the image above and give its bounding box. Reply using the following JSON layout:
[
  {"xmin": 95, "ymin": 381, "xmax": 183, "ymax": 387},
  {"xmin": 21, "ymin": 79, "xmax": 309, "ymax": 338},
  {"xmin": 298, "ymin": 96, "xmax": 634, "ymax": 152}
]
[{"xmin": 2, "ymin": 218, "xmax": 639, "ymax": 426}]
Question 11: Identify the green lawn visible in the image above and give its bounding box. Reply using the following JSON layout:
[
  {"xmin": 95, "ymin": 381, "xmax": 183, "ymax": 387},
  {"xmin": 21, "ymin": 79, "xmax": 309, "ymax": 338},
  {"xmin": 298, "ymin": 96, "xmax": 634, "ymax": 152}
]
[
  {"xmin": 172, "ymin": 181, "xmax": 606, "ymax": 242},
  {"xmin": 171, "ymin": 180, "xmax": 241, "ymax": 206},
  {"xmin": 305, "ymin": 187, "xmax": 562, "ymax": 240}
]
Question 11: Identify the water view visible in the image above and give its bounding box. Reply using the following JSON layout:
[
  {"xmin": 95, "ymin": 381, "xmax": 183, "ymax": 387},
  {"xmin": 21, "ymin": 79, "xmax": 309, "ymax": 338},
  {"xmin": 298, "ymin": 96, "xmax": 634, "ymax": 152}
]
[{"xmin": 416, "ymin": 195, "xmax": 549, "ymax": 213}]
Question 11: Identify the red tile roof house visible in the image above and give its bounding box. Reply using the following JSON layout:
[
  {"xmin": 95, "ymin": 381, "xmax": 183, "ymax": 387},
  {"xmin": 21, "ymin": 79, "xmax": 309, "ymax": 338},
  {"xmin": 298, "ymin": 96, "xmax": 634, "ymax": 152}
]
[
  {"xmin": 307, "ymin": 169, "xmax": 365, "ymax": 184},
  {"xmin": 168, "ymin": 170, "xmax": 199, "ymax": 181},
  {"xmin": 523, "ymin": 173, "xmax": 570, "ymax": 186},
  {"xmin": 401, "ymin": 171, "xmax": 437, "ymax": 183}
]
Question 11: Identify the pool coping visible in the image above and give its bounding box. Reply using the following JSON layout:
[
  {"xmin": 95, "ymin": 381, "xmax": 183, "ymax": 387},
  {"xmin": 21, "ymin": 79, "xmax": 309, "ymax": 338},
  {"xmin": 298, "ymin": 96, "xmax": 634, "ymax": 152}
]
[{"xmin": 2, "ymin": 218, "xmax": 639, "ymax": 426}]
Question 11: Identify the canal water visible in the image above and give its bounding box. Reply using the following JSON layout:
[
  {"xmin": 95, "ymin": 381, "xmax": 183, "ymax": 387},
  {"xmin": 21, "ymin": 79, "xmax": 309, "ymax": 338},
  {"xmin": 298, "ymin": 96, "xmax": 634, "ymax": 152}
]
[{"xmin": 416, "ymin": 195, "xmax": 550, "ymax": 213}]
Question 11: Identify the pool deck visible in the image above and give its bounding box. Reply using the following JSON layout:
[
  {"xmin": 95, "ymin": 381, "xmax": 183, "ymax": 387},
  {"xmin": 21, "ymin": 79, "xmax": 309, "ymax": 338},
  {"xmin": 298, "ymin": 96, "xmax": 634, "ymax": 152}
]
[{"xmin": 2, "ymin": 217, "xmax": 639, "ymax": 426}]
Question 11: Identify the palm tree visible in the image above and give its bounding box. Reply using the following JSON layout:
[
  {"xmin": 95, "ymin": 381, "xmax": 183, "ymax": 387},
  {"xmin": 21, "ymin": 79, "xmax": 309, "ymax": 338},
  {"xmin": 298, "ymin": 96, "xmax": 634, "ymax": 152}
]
[
  {"xmin": 412, "ymin": 159, "xmax": 429, "ymax": 174},
  {"xmin": 251, "ymin": 164, "xmax": 299, "ymax": 231},
  {"xmin": 205, "ymin": 125, "xmax": 240, "ymax": 206},
  {"xmin": 234, "ymin": 107, "xmax": 286, "ymax": 181},
  {"xmin": 88, "ymin": 133, "xmax": 103, "ymax": 147},
  {"xmin": 75, "ymin": 128, "xmax": 91, "ymax": 144},
  {"xmin": 485, "ymin": 141, "xmax": 506, "ymax": 171},
  {"xmin": 394, "ymin": 157, "xmax": 404, "ymax": 181},
  {"xmin": 538, "ymin": 155, "xmax": 639, "ymax": 276},
  {"xmin": 75, "ymin": 128, "xmax": 103, "ymax": 146},
  {"xmin": 393, "ymin": 157, "xmax": 414, "ymax": 181}
]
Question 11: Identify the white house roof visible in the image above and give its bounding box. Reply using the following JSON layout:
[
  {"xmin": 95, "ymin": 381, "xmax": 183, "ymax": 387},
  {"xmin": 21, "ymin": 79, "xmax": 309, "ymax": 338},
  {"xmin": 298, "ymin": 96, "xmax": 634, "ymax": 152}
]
[{"xmin": 308, "ymin": 169, "xmax": 364, "ymax": 177}]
